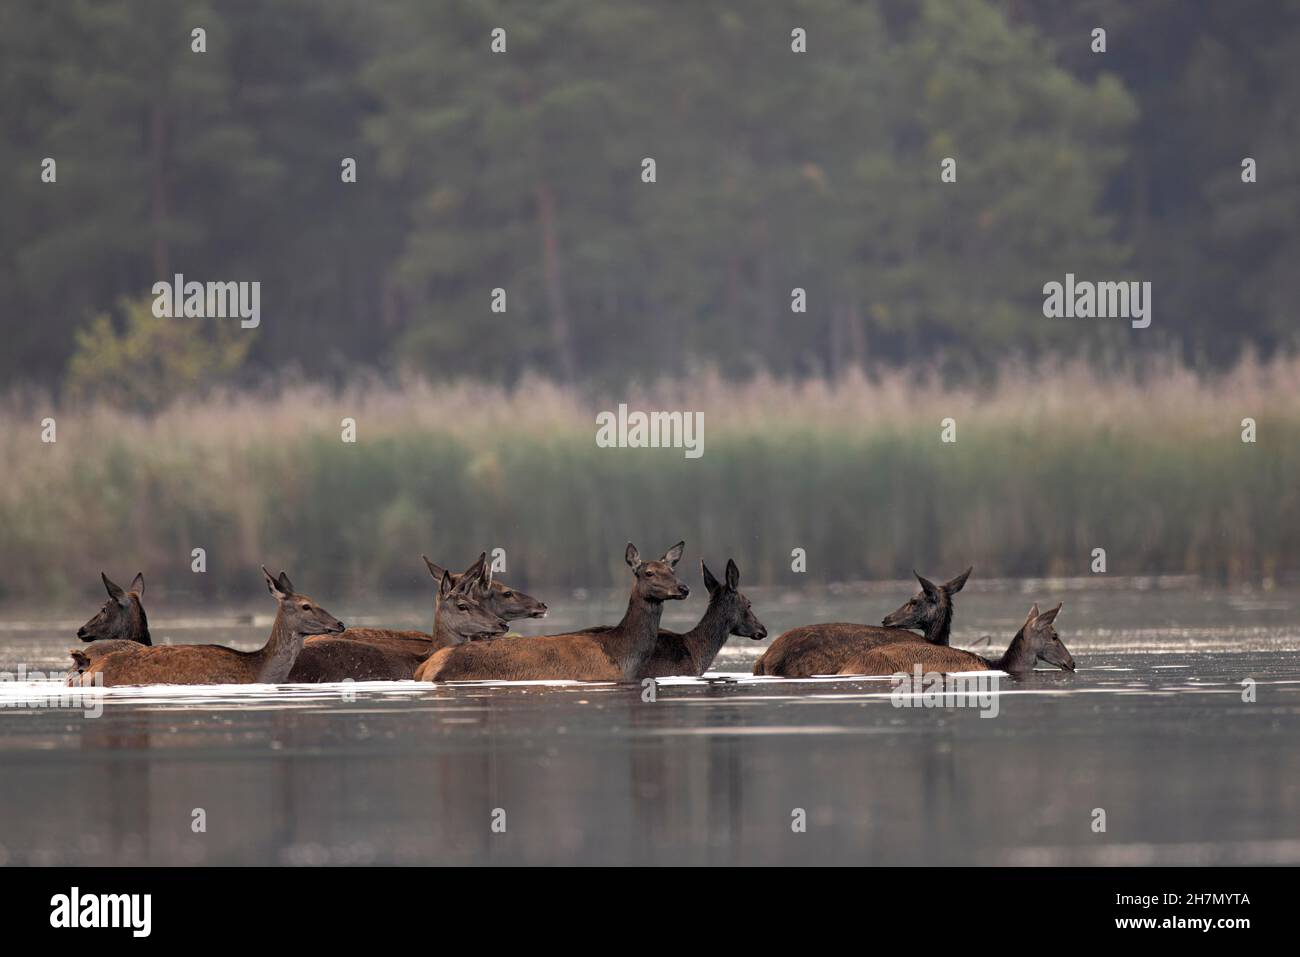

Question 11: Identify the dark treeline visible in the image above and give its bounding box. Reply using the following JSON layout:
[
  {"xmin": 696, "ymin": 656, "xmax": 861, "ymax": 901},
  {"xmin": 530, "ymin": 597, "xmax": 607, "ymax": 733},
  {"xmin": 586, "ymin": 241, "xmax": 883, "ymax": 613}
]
[{"xmin": 2, "ymin": 0, "xmax": 1297, "ymax": 399}]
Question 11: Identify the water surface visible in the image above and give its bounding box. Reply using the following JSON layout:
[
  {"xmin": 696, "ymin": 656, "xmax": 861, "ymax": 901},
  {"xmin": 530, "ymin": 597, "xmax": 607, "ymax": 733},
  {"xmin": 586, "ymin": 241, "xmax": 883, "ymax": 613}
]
[{"xmin": 1, "ymin": 580, "xmax": 1297, "ymax": 865}]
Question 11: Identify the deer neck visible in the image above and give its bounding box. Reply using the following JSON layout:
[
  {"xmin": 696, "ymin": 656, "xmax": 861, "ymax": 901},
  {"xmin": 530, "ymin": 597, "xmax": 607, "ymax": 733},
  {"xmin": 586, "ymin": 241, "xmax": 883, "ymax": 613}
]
[
  {"xmin": 431, "ymin": 607, "xmax": 468, "ymax": 651},
  {"xmin": 924, "ymin": 602, "xmax": 953, "ymax": 646},
  {"xmin": 130, "ymin": 601, "xmax": 152, "ymax": 646},
  {"xmin": 253, "ymin": 608, "xmax": 306, "ymax": 683},
  {"xmin": 602, "ymin": 589, "xmax": 665, "ymax": 677},
  {"xmin": 680, "ymin": 598, "xmax": 731, "ymax": 671},
  {"xmin": 994, "ymin": 627, "xmax": 1036, "ymax": 673}
]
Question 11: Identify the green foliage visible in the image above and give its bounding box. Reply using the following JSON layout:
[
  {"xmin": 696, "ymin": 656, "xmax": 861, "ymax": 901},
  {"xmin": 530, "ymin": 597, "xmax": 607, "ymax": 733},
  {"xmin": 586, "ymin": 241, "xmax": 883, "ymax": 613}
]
[
  {"xmin": 1024, "ymin": 0, "xmax": 1300, "ymax": 364},
  {"xmin": 0, "ymin": 1, "xmax": 1296, "ymax": 393},
  {"xmin": 66, "ymin": 297, "xmax": 252, "ymax": 412},
  {"xmin": 360, "ymin": 0, "xmax": 1138, "ymax": 379}
]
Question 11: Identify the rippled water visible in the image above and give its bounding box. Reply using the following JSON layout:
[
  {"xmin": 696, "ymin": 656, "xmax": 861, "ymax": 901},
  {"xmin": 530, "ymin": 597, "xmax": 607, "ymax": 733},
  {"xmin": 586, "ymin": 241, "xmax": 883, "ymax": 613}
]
[{"xmin": 0, "ymin": 580, "xmax": 1297, "ymax": 865}]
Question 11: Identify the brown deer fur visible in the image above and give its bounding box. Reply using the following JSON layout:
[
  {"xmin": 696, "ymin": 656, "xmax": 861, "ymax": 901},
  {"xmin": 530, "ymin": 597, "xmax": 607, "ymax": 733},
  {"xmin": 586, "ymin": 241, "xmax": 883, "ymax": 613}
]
[
  {"xmin": 417, "ymin": 542, "xmax": 689, "ymax": 682},
  {"xmin": 288, "ymin": 563, "xmax": 506, "ymax": 681},
  {"xmin": 311, "ymin": 554, "xmax": 545, "ymax": 660},
  {"xmin": 72, "ymin": 567, "xmax": 344, "ymax": 687},
  {"xmin": 67, "ymin": 572, "xmax": 152, "ymax": 683},
  {"xmin": 753, "ymin": 567, "xmax": 971, "ymax": 677},
  {"xmin": 641, "ymin": 559, "xmax": 766, "ymax": 678},
  {"xmin": 837, "ymin": 603, "xmax": 1073, "ymax": 675}
]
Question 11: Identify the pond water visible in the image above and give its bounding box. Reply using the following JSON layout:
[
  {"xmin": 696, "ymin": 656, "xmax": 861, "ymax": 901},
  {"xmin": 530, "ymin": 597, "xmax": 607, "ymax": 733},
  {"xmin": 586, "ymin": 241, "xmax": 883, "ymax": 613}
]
[{"xmin": 0, "ymin": 580, "xmax": 1297, "ymax": 865}]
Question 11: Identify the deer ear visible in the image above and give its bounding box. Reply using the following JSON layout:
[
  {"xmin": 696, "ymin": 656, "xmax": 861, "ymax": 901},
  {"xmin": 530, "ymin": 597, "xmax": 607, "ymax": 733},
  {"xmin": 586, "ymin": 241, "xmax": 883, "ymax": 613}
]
[
  {"xmin": 480, "ymin": 557, "xmax": 493, "ymax": 588},
  {"xmin": 662, "ymin": 541, "xmax": 685, "ymax": 568},
  {"xmin": 422, "ymin": 555, "xmax": 447, "ymax": 583},
  {"xmin": 262, "ymin": 566, "xmax": 286, "ymax": 600},
  {"xmin": 725, "ymin": 558, "xmax": 740, "ymax": 591},
  {"xmin": 944, "ymin": 566, "xmax": 972, "ymax": 594},
  {"xmin": 1036, "ymin": 602, "xmax": 1062, "ymax": 626},
  {"xmin": 625, "ymin": 543, "xmax": 642, "ymax": 570},
  {"xmin": 129, "ymin": 572, "xmax": 145, "ymax": 597},
  {"xmin": 701, "ymin": 561, "xmax": 720, "ymax": 595},
  {"xmin": 276, "ymin": 571, "xmax": 294, "ymax": 596},
  {"xmin": 102, "ymin": 572, "xmax": 126, "ymax": 602},
  {"xmin": 914, "ymin": 571, "xmax": 940, "ymax": 599},
  {"xmin": 1021, "ymin": 603, "xmax": 1040, "ymax": 632},
  {"xmin": 461, "ymin": 552, "xmax": 487, "ymax": 586},
  {"xmin": 439, "ymin": 570, "xmax": 455, "ymax": 600}
]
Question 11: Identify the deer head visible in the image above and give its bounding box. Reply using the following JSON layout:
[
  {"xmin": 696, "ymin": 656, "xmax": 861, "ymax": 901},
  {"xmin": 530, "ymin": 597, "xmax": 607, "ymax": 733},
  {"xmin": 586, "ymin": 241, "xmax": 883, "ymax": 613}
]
[
  {"xmin": 77, "ymin": 572, "xmax": 150, "ymax": 645},
  {"xmin": 626, "ymin": 541, "xmax": 690, "ymax": 602},
  {"xmin": 423, "ymin": 553, "xmax": 548, "ymax": 620},
  {"xmin": 1020, "ymin": 602, "xmax": 1073, "ymax": 671},
  {"xmin": 436, "ymin": 567, "xmax": 509, "ymax": 643},
  {"xmin": 261, "ymin": 566, "xmax": 345, "ymax": 637},
  {"xmin": 702, "ymin": 559, "xmax": 766, "ymax": 639},
  {"xmin": 881, "ymin": 566, "xmax": 972, "ymax": 638}
]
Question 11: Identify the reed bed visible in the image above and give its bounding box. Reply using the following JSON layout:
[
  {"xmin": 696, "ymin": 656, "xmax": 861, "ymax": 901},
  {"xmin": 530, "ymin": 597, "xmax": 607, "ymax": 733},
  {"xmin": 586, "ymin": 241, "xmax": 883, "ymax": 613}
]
[{"xmin": 2, "ymin": 357, "xmax": 1297, "ymax": 602}]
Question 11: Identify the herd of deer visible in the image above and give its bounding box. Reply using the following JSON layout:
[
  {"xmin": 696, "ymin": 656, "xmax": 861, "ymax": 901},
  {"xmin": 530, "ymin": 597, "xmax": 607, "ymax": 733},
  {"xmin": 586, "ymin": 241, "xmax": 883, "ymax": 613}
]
[{"xmin": 65, "ymin": 541, "xmax": 1075, "ymax": 688}]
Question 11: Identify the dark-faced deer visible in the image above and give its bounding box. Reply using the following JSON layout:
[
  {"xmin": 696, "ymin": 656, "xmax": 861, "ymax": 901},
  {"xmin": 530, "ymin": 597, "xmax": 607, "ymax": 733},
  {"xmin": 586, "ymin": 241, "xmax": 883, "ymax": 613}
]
[
  {"xmin": 66, "ymin": 572, "xmax": 153, "ymax": 681},
  {"xmin": 71, "ymin": 567, "xmax": 345, "ymax": 687},
  {"xmin": 289, "ymin": 564, "xmax": 508, "ymax": 681},
  {"xmin": 325, "ymin": 553, "xmax": 545, "ymax": 658},
  {"xmin": 417, "ymin": 541, "xmax": 689, "ymax": 682},
  {"xmin": 641, "ymin": 559, "xmax": 766, "ymax": 678},
  {"xmin": 752, "ymin": 567, "xmax": 972, "ymax": 677},
  {"xmin": 837, "ymin": 603, "xmax": 1073, "ymax": 675}
]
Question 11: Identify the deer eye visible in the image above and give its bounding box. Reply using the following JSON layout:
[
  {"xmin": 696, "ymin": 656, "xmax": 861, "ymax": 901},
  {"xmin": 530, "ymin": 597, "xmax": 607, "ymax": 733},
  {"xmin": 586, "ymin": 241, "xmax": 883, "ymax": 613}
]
[
  {"xmin": 503, "ymin": 591, "xmax": 514, "ymax": 598},
  {"xmin": 457, "ymin": 602, "xmax": 469, "ymax": 610},
  {"xmin": 301, "ymin": 603, "xmax": 311, "ymax": 611}
]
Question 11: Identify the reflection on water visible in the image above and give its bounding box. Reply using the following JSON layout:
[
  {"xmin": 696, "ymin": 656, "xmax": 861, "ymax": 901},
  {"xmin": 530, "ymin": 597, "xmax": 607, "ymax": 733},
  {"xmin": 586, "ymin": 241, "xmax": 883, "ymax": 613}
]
[{"xmin": 0, "ymin": 583, "xmax": 1298, "ymax": 865}]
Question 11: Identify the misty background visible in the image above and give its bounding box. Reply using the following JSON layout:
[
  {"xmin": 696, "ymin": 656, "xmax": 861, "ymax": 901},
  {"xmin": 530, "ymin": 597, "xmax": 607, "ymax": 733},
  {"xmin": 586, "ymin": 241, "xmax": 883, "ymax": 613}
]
[{"xmin": 1, "ymin": 0, "xmax": 1298, "ymax": 603}]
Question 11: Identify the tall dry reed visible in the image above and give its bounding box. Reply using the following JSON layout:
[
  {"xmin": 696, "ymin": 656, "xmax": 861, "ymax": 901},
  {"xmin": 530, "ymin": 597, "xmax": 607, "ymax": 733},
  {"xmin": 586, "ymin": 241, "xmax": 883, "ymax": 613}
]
[{"xmin": 2, "ymin": 357, "xmax": 1296, "ymax": 602}]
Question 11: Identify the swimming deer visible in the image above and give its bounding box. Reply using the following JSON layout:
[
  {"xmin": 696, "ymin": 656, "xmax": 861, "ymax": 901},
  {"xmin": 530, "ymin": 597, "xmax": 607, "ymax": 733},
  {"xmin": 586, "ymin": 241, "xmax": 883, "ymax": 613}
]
[
  {"xmin": 837, "ymin": 603, "xmax": 1073, "ymax": 675},
  {"xmin": 67, "ymin": 572, "xmax": 153, "ymax": 681},
  {"xmin": 323, "ymin": 553, "xmax": 546, "ymax": 658},
  {"xmin": 641, "ymin": 559, "xmax": 766, "ymax": 678},
  {"xmin": 424, "ymin": 555, "xmax": 548, "ymax": 623},
  {"xmin": 752, "ymin": 567, "xmax": 971, "ymax": 677},
  {"xmin": 289, "ymin": 565, "xmax": 508, "ymax": 681},
  {"xmin": 71, "ymin": 567, "xmax": 345, "ymax": 687},
  {"xmin": 416, "ymin": 541, "xmax": 689, "ymax": 682}
]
